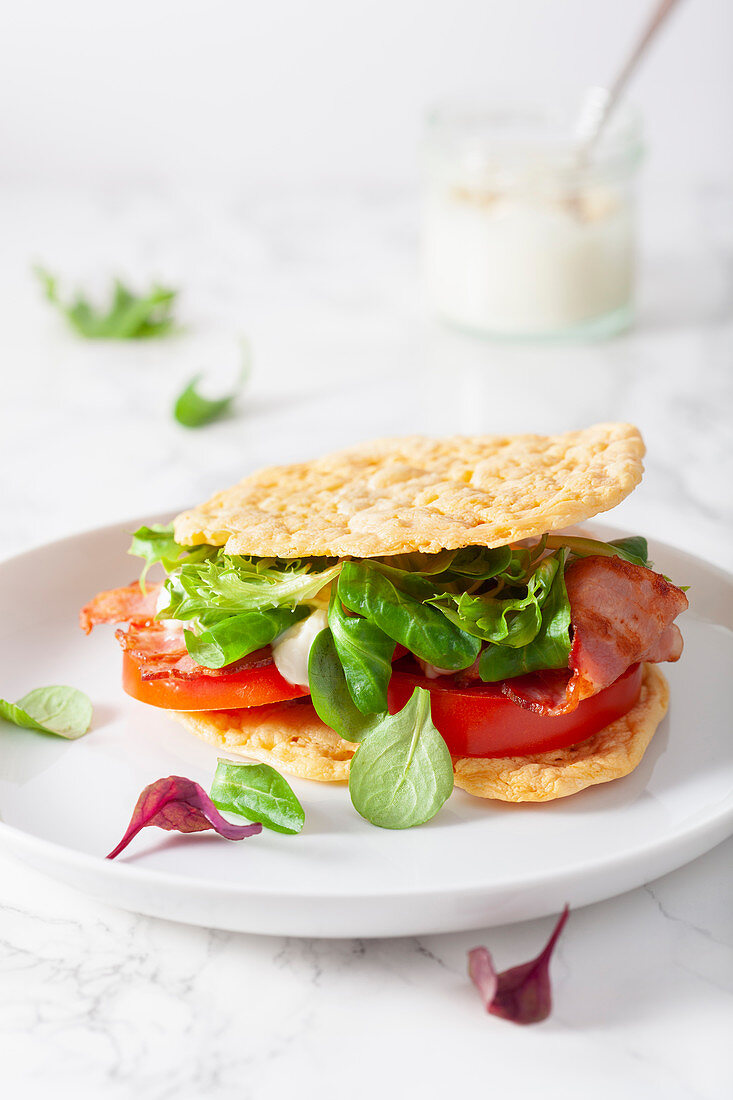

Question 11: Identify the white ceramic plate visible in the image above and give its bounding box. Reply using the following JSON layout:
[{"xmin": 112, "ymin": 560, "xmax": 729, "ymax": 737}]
[{"xmin": 0, "ymin": 519, "xmax": 731, "ymax": 938}]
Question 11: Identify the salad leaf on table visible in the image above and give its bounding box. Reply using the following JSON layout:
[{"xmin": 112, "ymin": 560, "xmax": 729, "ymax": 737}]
[
  {"xmin": 0, "ymin": 686, "xmax": 92, "ymax": 740},
  {"xmin": 35, "ymin": 267, "xmax": 177, "ymax": 339},
  {"xmin": 107, "ymin": 776, "xmax": 262, "ymax": 859},
  {"xmin": 210, "ymin": 760, "xmax": 305, "ymax": 834},
  {"xmin": 468, "ymin": 905, "xmax": 570, "ymax": 1025},
  {"xmin": 173, "ymin": 343, "xmax": 252, "ymax": 428}
]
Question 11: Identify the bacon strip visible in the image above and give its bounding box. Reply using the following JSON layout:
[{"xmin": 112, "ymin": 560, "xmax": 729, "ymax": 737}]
[
  {"xmin": 504, "ymin": 556, "xmax": 688, "ymax": 714},
  {"xmin": 80, "ymin": 581, "xmax": 162, "ymax": 634}
]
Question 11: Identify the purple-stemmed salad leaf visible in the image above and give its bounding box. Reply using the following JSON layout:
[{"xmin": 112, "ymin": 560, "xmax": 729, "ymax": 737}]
[
  {"xmin": 107, "ymin": 775, "xmax": 262, "ymax": 859},
  {"xmin": 468, "ymin": 905, "xmax": 569, "ymax": 1025}
]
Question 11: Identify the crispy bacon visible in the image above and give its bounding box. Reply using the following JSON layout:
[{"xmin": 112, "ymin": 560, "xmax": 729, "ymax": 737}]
[
  {"xmin": 505, "ymin": 556, "xmax": 688, "ymax": 714},
  {"xmin": 80, "ymin": 581, "xmax": 161, "ymax": 634}
]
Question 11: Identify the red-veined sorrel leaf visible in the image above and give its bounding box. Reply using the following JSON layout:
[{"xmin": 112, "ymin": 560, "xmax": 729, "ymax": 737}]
[
  {"xmin": 468, "ymin": 905, "xmax": 569, "ymax": 1025},
  {"xmin": 107, "ymin": 775, "xmax": 262, "ymax": 859}
]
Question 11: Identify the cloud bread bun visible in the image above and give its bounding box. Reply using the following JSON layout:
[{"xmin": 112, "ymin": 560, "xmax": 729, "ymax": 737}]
[
  {"xmin": 173, "ymin": 664, "xmax": 668, "ymax": 802},
  {"xmin": 174, "ymin": 423, "xmax": 645, "ymax": 558}
]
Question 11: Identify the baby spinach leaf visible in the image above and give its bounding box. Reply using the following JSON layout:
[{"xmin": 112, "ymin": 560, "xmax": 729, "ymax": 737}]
[
  {"xmin": 338, "ymin": 561, "xmax": 480, "ymax": 671},
  {"xmin": 308, "ymin": 628, "xmax": 380, "ymax": 742},
  {"xmin": 210, "ymin": 759, "xmax": 305, "ymax": 834},
  {"xmin": 184, "ymin": 606, "xmax": 308, "ymax": 669},
  {"xmin": 173, "ymin": 346, "xmax": 251, "ymax": 428},
  {"xmin": 0, "ymin": 686, "xmax": 92, "ymax": 739},
  {"xmin": 36, "ymin": 267, "xmax": 177, "ymax": 339},
  {"xmin": 348, "ymin": 687, "xmax": 454, "ymax": 829},
  {"xmin": 328, "ymin": 596, "xmax": 395, "ymax": 714},
  {"xmin": 479, "ymin": 552, "xmax": 571, "ymax": 680}
]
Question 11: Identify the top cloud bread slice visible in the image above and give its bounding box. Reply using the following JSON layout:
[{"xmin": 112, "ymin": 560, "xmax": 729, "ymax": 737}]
[{"xmin": 173, "ymin": 423, "xmax": 645, "ymax": 558}]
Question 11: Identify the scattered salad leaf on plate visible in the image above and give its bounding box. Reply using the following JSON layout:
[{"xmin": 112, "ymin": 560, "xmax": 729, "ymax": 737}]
[
  {"xmin": 210, "ymin": 759, "xmax": 305, "ymax": 834},
  {"xmin": 107, "ymin": 776, "xmax": 262, "ymax": 859},
  {"xmin": 468, "ymin": 905, "xmax": 570, "ymax": 1024},
  {"xmin": 0, "ymin": 686, "xmax": 92, "ymax": 740},
  {"xmin": 35, "ymin": 266, "xmax": 178, "ymax": 339},
  {"xmin": 348, "ymin": 686, "xmax": 454, "ymax": 829},
  {"xmin": 173, "ymin": 343, "xmax": 252, "ymax": 428}
]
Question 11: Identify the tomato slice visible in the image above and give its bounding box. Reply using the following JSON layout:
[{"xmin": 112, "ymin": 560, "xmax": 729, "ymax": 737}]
[
  {"xmin": 387, "ymin": 663, "xmax": 643, "ymax": 757},
  {"xmin": 122, "ymin": 652, "xmax": 309, "ymax": 710}
]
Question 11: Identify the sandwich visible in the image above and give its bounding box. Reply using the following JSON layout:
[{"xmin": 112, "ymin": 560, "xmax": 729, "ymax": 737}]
[{"xmin": 81, "ymin": 423, "xmax": 688, "ymax": 828}]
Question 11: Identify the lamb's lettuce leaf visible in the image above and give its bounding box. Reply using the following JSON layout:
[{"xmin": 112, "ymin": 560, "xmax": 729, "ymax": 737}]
[
  {"xmin": 348, "ymin": 687, "xmax": 453, "ymax": 829},
  {"xmin": 0, "ymin": 686, "xmax": 92, "ymax": 740},
  {"xmin": 308, "ymin": 627, "xmax": 380, "ymax": 742},
  {"xmin": 328, "ymin": 594, "xmax": 395, "ymax": 714}
]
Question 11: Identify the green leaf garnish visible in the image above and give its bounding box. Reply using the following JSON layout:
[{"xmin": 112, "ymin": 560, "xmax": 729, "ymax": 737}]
[
  {"xmin": 35, "ymin": 267, "xmax": 177, "ymax": 339},
  {"xmin": 307, "ymin": 627, "xmax": 380, "ymax": 742},
  {"xmin": 162, "ymin": 554, "xmax": 341, "ymax": 619},
  {"xmin": 128, "ymin": 523, "xmax": 189, "ymax": 592},
  {"xmin": 328, "ymin": 593, "xmax": 395, "ymax": 714},
  {"xmin": 544, "ymin": 534, "xmax": 649, "ymax": 568},
  {"xmin": 348, "ymin": 687, "xmax": 454, "ymax": 829},
  {"xmin": 338, "ymin": 560, "xmax": 480, "ymax": 671},
  {"xmin": 479, "ymin": 551, "xmax": 572, "ymax": 681},
  {"xmin": 210, "ymin": 759, "xmax": 305, "ymax": 834},
  {"xmin": 173, "ymin": 345, "xmax": 252, "ymax": 429},
  {"xmin": 184, "ymin": 606, "xmax": 308, "ymax": 669},
  {"xmin": 0, "ymin": 686, "xmax": 92, "ymax": 739}
]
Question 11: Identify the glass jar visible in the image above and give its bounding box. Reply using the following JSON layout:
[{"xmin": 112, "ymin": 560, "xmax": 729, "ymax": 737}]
[{"xmin": 422, "ymin": 96, "xmax": 643, "ymax": 340}]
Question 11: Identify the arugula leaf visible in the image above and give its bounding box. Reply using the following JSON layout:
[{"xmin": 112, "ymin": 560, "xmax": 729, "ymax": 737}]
[
  {"xmin": 348, "ymin": 687, "xmax": 454, "ymax": 829},
  {"xmin": 479, "ymin": 552, "xmax": 571, "ymax": 681},
  {"xmin": 338, "ymin": 561, "xmax": 480, "ymax": 671},
  {"xmin": 328, "ymin": 595, "xmax": 395, "ymax": 714},
  {"xmin": 545, "ymin": 534, "xmax": 649, "ymax": 568},
  {"xmin": 308, "ymin": 628, "xmax": 380, "ymax": 742},
  {"xmin": 184, "ymin": 606, "xmax": 308, "ymax": 669},
  {"xmin": 162, "ymin": 555, "xmax": 341, "ymax": 620},
  {"xmin": 210, "ymin": 759, "xmax": 305, "ymax": 834},
  {"xmin": 0, "ymin": 686, "xmax": 92, "ymax": 739},
  {"xmin": 173, "ymin": 345, "xmax": 251, "ymax": 428},
  {"xmin": 433, "ymin": 556, "xmax": 559, "ymax": 646},
  {"xmin": 35, "ymin": 267, "xmax": 177, "ymax": 339}
]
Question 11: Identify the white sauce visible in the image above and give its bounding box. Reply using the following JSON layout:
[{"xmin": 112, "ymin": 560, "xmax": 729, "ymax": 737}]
[
  {"xmin": 272, "ymin": 608, "xmax": 328, "ymax": 688},
  {"xmin": 424, "ymin": 186, "xmax": 633, "ymax": 336}
]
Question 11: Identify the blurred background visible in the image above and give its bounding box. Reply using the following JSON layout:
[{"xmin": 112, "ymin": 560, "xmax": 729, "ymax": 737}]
[{"xmin": 1, "ymin": 0, "xmax": 731, "ymax": 563}]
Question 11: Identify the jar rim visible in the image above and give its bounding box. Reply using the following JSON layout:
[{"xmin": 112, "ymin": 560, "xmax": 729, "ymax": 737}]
[{"xmin": 425, "ymin": 90, "xmax": 642, "ymax": 178}]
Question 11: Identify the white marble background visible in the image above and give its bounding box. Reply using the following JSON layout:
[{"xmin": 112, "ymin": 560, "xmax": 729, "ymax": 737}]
[{"xmin": 1, "ymin": 182, "xmax": 732, "ymax": 1099}]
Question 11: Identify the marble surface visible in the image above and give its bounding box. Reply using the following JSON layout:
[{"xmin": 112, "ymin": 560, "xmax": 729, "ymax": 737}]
[{"xmin": 1, "ymin": 183, "xmax": 732, "ymax": 1098}]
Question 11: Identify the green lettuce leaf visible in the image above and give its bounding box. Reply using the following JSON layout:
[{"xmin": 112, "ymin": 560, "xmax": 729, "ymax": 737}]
[
  {"xmin": 338, "ymin": 560, "xmax": 480, "ymax": 671},
  {"xmin": 348, "ymin": 687, "xmax": 454, "ymax": 829},
  {"xmin": 36, "ymin": 267, "xmax": 177, "ymax": 339},
  {"xmin": 210, "ymin": 759, "xmax": 305, "ymax": 834},
  {"xmin": 328, "ymin": 595, "xmax": 395, "ymax": 715},
  {"xmin": 161, "ymin": 555, "xmax": 341, "ymax": 620},
  {"xmin": 479, "ymin": 551, "xmax": 572, "ymax": 681},
  {"xmin": 0, "ymin": 686, "xmax": 92, "ymax": 739},
  {"xmin": 184, "ymin": 606, "xmax": 308, "ymax": 669},
  {"xmin": 545, "ymin": 534, "xmax": 649, "ymax": 568},
  {"xmin": 173, "ymin": 347, "xmax": 251, "ymax": 428},
  {"xmin": 307, "ymin": 628, "xmax": 381, "ymax": 742}
]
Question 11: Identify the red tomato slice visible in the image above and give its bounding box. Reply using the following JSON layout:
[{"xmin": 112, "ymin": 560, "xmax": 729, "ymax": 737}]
[
  {"xmin": 122, "ymin": 652, "xmax": 309, "ymax": 710},
  {"xmin": 387, "ymin": 662, "xmax": 643, "ymax": 757}
]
